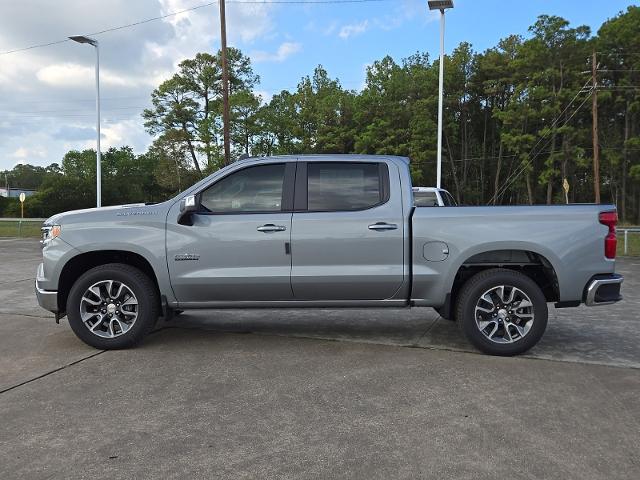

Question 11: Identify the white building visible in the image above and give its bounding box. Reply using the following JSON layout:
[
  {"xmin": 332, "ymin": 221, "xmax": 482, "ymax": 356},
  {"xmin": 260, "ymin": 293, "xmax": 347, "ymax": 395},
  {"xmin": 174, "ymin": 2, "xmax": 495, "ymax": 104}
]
[{"xmin": 0, "ymin": 187, "xmax": 36, "ymax": 199}]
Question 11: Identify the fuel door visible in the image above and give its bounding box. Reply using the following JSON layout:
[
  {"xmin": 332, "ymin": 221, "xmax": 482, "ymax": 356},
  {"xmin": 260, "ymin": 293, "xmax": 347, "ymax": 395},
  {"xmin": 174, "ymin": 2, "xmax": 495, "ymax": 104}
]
[{"xmin": 423, "ymin": 241, "xmax": 449, "ymax": 262}]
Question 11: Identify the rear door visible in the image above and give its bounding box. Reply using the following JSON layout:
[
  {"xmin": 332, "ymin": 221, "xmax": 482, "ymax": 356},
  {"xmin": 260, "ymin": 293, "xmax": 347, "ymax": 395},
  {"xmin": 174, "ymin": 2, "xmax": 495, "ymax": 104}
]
[{"xmin": 290, "ymin": 160, "xmax": 405, "ymax": 300}]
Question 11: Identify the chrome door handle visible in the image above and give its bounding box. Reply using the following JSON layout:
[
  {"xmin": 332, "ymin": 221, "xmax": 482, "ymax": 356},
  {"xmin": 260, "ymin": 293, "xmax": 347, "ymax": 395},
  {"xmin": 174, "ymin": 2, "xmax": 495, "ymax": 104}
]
[
  {"xmin": 368, "ymin": 222, "xmax": 398, "ymax": 231},
  {"xmin": 257, "ymin": 224, "xmax": 287, "ymax": 233}
]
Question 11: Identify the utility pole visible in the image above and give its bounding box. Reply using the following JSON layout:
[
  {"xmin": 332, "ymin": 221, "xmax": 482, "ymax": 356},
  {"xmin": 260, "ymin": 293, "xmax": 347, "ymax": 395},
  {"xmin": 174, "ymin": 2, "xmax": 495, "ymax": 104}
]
[
  {"xmin": 592, "ymin": 51, "xmax": 601, "ymax": 204},
  {"xmin": 219, "ymin": 0, "xmax": 231, "ymax": 166}
]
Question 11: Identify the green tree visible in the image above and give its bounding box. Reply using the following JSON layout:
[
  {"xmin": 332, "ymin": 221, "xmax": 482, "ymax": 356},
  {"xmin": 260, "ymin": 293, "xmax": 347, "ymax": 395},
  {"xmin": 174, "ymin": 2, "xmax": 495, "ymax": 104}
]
[
  {"xmin": 254, "ymin": 91, "xmax": 299, "ymax": 156},
  {"xmin": 143, "ymin": 49, "xmax": 259, "ymax": 174},
  {"xmin": 231, "ymin": 90, "xmax": 261, "ymax": 156},
  {"xmin": 597, "ymin": 5, "xmax": 640, "ymax": 222}
]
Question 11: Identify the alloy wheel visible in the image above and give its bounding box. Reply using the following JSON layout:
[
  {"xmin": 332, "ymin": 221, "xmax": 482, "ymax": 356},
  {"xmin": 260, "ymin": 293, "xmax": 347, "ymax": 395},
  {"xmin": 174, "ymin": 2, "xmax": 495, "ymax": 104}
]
[
  {"xmin": 474, "ymin": 285, "xmax": 535, "ymax": 344},
  {"xmin": 79, "ymin": 280, "xmax": 139, "ymax": 338}
]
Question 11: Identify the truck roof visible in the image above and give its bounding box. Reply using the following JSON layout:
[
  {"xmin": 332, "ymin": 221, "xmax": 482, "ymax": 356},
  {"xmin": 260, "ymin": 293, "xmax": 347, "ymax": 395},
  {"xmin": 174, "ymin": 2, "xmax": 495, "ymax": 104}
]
[
  {"xmin": 239, "ymin": 154, "xmax": 411, "ymax": 164},
  {"xmin": 412, "ymin": 187, "xmax": 448, "ymax": 193}
]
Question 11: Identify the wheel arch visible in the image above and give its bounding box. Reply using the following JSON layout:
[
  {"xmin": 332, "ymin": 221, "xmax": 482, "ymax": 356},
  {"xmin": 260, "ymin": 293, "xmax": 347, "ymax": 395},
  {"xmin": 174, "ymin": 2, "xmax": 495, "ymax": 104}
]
[
  {"xmin": 437, "ymin": 248, "xmax": 560, "ymax": 320},
  {"xmin": 57, "ymin": 250, "xmax": 162, "ymax": 314}
]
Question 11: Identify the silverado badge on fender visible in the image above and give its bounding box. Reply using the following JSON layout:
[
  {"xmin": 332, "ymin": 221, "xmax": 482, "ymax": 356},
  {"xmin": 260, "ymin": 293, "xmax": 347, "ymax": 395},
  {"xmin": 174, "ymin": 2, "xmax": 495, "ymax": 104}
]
[{"xmin": 175, "ymin": 254, "xmax": 200, "ymax": 261}]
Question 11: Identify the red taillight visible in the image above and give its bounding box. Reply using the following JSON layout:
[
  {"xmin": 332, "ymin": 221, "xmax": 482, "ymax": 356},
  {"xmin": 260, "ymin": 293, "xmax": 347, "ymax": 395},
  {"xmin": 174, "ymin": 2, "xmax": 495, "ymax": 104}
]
[{"xmin": 599, "ymin": 211, "xmax": 617, "ymax": 259}]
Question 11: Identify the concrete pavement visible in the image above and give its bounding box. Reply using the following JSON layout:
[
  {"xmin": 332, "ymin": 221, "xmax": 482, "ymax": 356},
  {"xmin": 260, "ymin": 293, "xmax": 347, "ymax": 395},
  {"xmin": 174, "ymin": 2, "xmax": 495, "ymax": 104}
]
[{"xmin": 1, "ymin": 238, "xmax": 639, "ymax": 479}]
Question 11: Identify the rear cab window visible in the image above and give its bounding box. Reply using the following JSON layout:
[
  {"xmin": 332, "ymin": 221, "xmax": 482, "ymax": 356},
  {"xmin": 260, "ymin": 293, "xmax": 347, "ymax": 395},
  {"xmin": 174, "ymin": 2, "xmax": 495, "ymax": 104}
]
[{"xmin": 306, "ymin": 162, "xmax": 389, "ymax": 211}]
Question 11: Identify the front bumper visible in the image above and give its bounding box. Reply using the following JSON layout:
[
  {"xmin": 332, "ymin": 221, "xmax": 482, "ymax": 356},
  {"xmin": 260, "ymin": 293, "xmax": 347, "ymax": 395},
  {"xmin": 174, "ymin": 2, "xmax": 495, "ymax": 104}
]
[
  {"xmin": 35, "ymin": 263, "xmax": 58, "ymax": 313},
  {"xmin": 584, "ymin": 274, "xmax": 623, "ymax": 306}
]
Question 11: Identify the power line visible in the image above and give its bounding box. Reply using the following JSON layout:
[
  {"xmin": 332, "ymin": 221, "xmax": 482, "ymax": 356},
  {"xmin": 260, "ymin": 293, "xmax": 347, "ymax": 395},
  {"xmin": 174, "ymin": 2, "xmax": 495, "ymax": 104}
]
[
  {"xmin": 598, "ymin": 85, "xmax": 640, "ymax": 90},
  {"xmin": 0, "ymin": 0, "xmax": 389, "ymax": 56},
  {"xmin": 5, "ymin": 113, "xmax": 141, "ymax": 119},
  {"xmin": 596, "ymin": 51, "xmax": 640, "ymax": 57},
  {"xmin": 490, "ymin": 80, "xmax": 594, "ymax": 203},
  {"xmin": 2, "ymin": 105, "xmax": 148, "ymax": 115},
  {"xmin": 596, "ymin": 69, "xmax": 640, "ymax": 73},
  {"xmin": 409, "ymin": 145, "xmax": 640, "ymax": 166},
  {"xmin": 0, "ymin": 76, "xmax": 368, "ymax": 114},
  {"xmin": 489, "ymin": 78, "xmax": 596, "ymax": 204},
  {"xmin": 493, "ymin": 88, "xmax": 595, "ymax": 204},
  {"xmin": 0, "ymin": 77, "xmax": 365, "ymax": 106},
  {"xmin": 0, "ymin": 95, "xmax": 151, "ymax": 105}
]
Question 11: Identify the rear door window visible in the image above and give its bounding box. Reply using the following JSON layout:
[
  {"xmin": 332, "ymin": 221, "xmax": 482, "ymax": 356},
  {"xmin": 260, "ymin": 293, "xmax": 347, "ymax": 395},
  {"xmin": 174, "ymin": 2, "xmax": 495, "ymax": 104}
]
[{"xmin": 307, "ymin": 162, "xmax": 386, "ymax": 211}]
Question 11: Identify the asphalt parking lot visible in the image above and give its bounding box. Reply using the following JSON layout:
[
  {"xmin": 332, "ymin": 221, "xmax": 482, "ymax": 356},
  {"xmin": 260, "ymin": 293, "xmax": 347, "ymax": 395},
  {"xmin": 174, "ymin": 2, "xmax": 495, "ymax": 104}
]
[{"xmin": 1, "ymin": 238, "xmax": 639, "ymax": 479}]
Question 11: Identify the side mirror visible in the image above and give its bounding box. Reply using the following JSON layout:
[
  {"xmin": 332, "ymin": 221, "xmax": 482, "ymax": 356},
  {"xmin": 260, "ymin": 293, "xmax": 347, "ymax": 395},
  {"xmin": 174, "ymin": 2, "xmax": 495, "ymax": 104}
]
[
  {"xmin": 180, "ymin": 195, "xmax": 197, "ymax": 213},
  {"xmin": 178, "ymin": 194, "xmax": 198, "ymax": 225}
]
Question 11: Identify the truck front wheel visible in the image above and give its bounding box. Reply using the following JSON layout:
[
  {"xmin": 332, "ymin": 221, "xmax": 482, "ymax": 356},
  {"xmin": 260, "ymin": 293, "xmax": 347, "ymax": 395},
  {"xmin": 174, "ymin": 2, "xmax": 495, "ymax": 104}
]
[
  {"xmin": 66, "ymin": 263, "xmax": 159, "ymax": 350},
  {"xmin": 455, "ymin": 268, "xmax": 548, "ymax": 356}
]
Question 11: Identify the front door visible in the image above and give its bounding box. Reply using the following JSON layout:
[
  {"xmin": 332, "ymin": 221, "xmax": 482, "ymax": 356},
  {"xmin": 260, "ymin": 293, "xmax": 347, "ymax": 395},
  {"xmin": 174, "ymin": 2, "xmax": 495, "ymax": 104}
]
[
  {"xmin": 166, "ymin": 162, "xmax": 295, "ymax": 304},
  {"xmin": 290, "ymin": 161, "xmax": 405, "ymax": 300}
]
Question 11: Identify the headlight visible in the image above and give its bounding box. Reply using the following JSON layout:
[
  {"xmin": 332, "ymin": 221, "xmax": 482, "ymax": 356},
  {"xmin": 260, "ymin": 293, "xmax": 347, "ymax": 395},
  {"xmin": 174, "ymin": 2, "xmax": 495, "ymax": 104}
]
[{"xmin": 41, "ymin": 224, "xmax": 61, "ymax": 245}]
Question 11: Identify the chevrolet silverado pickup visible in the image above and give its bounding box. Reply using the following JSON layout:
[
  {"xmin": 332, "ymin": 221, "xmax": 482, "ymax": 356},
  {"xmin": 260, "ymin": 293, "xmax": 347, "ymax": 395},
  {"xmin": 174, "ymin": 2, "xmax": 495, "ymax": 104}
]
[{"xmin": 36, "ymin": 155, "xmax": 623, "ymax": 355}]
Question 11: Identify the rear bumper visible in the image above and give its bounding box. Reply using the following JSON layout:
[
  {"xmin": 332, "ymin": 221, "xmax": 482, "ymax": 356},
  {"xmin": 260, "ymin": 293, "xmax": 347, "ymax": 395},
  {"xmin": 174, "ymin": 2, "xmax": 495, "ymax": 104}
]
[
  {"xmin": 584, "ymin": 274, "xmax": 623, "ymax": 306},
  {"xmin": 35, "ymin": 263, "xmax": 59, "ymax": 313}
]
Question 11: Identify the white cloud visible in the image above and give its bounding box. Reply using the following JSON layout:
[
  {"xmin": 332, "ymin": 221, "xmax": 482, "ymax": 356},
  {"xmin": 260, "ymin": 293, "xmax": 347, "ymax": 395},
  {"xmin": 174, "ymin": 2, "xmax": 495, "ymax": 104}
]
[
  {"xmin": 11, "ymin": 146, "xmax": 47, "ymax": 159},
  {"xmin": 338, "ymin": 20, "xmax": 369, "ymax": 39},
  {"xmin": 251, "ymin": 42, "xmax": 302, "ymax": 63},
  {"xmin": 0, "ymin": 0, "xmax": 279, "ymax": 170},
  {"xmin": 36, "ymin": 63, "xmax": 143, "ymax": 88},
  {"xmin": 323, "ymin": 21, "xmax": 339, "ymax": 36},
  {"xmin": 151, "ymin": 0, "xmax": 276, "ymax": 68},
  {"xmin": 73, "ymin": 119, "xmax": 149, "ymax": 153},
  {"xmin": 104, "ymin": 120, "xmax": 141, "ymax": 148},
  {"xmin": 328, "ymin": 1, "xmax": 434, "ymax": 41}
]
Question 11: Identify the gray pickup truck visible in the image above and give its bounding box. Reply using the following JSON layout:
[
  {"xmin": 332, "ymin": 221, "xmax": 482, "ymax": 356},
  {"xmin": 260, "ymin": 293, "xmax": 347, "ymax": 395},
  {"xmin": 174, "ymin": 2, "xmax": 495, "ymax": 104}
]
[{"xmin": 36, "ymin": 155, "xmax": 623, "ymax": 356}]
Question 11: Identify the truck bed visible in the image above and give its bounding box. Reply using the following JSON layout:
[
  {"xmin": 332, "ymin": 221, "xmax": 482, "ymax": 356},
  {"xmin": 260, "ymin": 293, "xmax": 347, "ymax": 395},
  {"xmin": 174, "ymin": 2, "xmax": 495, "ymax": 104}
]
[{"xmin": 410, "ymin": 204, "xmax": 615, "ymax": 306}]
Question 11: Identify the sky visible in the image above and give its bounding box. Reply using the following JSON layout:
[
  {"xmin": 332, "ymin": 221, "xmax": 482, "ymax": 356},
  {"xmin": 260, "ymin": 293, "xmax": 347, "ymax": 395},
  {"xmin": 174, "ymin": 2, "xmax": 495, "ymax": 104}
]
[{"xmin": 0, "ymin": 0, "xmax": 635, "ymax": 172}]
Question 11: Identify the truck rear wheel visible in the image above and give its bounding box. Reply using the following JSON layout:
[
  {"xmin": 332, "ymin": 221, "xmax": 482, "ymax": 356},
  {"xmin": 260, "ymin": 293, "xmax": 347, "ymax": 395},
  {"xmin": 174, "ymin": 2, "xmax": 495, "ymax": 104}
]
[
  {"xmin": 66, "ymin": 263, "xmax": 159, "ymax": 350},
  {"xmin": 455, "ymin": 268, "xmax": 548, "ymax": 356}
]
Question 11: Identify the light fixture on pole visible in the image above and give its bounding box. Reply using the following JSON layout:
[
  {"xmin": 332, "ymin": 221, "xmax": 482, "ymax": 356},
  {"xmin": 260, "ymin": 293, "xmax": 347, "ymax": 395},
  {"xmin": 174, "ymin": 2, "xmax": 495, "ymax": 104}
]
[
  {"xmin": 427, "ymin": 0, "xmax": 453, "ymax": 189},
  {"xmin": 69, "ymin": 35, "xmax": 102, "ymax": 208}
]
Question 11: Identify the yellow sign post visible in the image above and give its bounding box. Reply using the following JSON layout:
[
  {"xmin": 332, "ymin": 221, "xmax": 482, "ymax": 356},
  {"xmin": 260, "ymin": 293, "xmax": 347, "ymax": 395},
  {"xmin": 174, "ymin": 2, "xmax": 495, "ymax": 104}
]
[
  {"xmin": 562, "ymin": 178, "xmax": 570, "ymax": 204},
  {"xmin": 18, "ymin": 192, "xmax": 26, "ymax": 237},
  {"xmin": 19, "ymin": 192, "xmax": 26, "ymax": 219}
]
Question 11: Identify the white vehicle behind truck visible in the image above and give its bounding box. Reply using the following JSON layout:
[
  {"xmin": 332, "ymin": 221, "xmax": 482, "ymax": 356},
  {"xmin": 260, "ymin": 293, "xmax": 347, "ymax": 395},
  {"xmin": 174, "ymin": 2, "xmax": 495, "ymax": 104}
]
[{"xmin": 412, "ymin": 187, "xmax": 457, "ymax": 207}]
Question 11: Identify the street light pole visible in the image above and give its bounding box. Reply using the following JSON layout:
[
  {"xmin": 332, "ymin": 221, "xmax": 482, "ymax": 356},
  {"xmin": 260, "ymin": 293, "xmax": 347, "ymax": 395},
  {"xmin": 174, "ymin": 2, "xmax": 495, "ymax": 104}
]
[
  {"xmin": 94, "ymin": 42, "xmax": 101, "ymax": 208},
  {"xmin": 436, "ymin": 10, "xmax": 445, "ymax": 189},
  {"xmin": 69, "ymin": 35, "xmax": 102, "ymax": 207},
  {"xmin": 428, "ymin": 1, "xmax": 454, "ymax": 189}
]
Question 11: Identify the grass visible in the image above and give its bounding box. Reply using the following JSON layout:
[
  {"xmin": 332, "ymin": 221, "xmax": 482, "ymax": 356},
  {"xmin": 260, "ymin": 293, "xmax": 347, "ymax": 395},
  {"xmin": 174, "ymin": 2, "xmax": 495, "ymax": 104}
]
[
  {"xmin": 618, "ymin": 229, "xmax": 640, "ymax": 257},
  {"xmin": 0, "ymin": 221, "xmax": 42, "ymax": 238}
]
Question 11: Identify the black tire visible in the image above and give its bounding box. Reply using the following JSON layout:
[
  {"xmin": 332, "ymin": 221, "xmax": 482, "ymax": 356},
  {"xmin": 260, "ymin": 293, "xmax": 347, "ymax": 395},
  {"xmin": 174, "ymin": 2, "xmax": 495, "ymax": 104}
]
[
  {"xmin": 66, "ymin": 263, "xmax": 159, "ymax": 350},
  {"xmin": 455, "ymin": 268, "xmax": 548, "ymax": 356}
]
